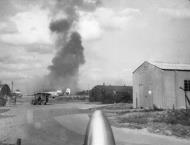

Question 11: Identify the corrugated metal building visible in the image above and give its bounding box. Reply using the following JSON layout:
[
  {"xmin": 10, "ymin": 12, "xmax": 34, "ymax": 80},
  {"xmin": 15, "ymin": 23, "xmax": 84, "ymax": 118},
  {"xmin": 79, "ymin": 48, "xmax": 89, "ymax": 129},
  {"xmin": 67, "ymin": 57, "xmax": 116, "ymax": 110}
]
[
  {"xmin": 133, "ymin": 61, "xmax": 190, "ymax": 109},
  {"xmin": 90, "ymin": 85, "xmax": 132, "ymax": 104}
]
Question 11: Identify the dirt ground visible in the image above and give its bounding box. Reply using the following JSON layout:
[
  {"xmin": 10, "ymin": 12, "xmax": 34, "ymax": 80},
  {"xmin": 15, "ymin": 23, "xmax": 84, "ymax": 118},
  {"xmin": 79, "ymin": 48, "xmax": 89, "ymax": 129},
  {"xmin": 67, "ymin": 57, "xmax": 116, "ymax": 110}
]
[
  {"xmin": 0, "ymin": 98, "xmax": 190, "ymax": 145},
  {"xmin": 0, "ymin": 98, "xmax": 105, "ymax": 145}
]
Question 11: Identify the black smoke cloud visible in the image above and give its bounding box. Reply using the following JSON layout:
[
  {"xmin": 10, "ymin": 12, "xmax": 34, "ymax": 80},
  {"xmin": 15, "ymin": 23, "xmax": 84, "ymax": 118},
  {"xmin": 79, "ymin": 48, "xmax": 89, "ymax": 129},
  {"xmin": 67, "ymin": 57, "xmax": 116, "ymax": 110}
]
[
  {"xmin": 48, "ymin": 32, "xmax": 85, "ymax": 78},
  {"xmin": 49, "ymin": 19, "xmax": 72, "ymax": 33},
  {"xmin": 46, "ymin": 0, "xmax": 100, "ymax": 92}
]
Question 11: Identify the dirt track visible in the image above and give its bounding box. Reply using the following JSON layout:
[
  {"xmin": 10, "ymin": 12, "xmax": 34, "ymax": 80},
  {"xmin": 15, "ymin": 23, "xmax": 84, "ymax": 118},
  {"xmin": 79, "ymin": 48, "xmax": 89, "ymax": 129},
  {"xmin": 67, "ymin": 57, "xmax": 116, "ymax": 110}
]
[{"xmin": 0, "ymin": 99, "xmax": 102, "ymax": 145}]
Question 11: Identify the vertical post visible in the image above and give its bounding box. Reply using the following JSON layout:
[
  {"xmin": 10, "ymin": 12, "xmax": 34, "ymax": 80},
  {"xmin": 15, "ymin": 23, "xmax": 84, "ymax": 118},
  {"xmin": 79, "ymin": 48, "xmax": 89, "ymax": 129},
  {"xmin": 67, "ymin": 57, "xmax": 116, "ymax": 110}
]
[
  {"xmin": 113, "ymin": 90, "xmax": 116, "ymax": 104},
  {"xmin": 88, "ymin": 84, "xmax": 90, "ymax": 100},
  {"xmin": 11, "ymin": 81, "xmax": 14, "ymax": 93},
  {"xmin": 173, "ymin": 104, "xmax": 175, "ymax": 110},
  {"xmin": 185, "ymin": 91, "xmax": 188, "ymax": 112},
  {"xmin": 17, "ymin": 138, "xmax": 21, "ymax": 145},
  {"xmin": 174, "ymin": 71, "xmax": 177, "ymax": 109}
]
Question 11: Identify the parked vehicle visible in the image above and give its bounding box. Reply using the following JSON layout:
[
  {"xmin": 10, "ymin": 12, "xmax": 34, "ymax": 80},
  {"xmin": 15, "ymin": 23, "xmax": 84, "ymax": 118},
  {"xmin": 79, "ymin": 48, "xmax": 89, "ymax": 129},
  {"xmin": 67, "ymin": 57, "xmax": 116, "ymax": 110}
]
[
  {"xmin": 13, "ymin": 89, "xmax": 23, "ymax": 98},
  {"xmin": 31, "ymin": 93, "xmax": 50, "ymax": 105}
]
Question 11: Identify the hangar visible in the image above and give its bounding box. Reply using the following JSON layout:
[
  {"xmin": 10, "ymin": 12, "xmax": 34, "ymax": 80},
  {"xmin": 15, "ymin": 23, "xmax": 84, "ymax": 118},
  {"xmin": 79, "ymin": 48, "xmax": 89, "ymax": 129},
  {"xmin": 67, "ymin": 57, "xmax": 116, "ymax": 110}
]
[{"xmin": 133, "ymin": 61, "xmax": 190, "ymax": 109}]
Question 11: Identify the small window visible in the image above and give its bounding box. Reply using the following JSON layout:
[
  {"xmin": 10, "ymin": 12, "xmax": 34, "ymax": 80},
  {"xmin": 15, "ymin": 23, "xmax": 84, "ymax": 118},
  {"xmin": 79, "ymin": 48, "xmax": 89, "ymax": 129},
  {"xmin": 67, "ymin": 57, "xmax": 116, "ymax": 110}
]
[{"xmin": 184, "ymin": 80, "xmax": 190, "ymax": 91}]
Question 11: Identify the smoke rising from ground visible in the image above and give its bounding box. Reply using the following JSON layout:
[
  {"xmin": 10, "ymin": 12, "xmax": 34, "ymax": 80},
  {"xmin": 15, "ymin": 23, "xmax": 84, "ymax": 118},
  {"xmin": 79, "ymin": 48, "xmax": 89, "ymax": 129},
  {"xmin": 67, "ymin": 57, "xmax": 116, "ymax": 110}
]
[
  {"xmin": 45, "ymin": 0, "xmax": 100, "ymax": 92},
  {"xmin": 49, "ymin": 32, "xmax": 85, "ymax": 77},
  {"xmin": 48, "ymin": 31, "xmax": 85, "ymax": 91}
]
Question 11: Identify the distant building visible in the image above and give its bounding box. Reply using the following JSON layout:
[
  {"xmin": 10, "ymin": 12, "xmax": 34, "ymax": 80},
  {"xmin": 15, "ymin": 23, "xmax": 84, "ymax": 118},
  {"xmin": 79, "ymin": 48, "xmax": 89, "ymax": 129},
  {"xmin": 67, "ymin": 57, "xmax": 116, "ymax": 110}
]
[
  {"xmin": 133, "ymin": 61, "xmax": 190, "ymax": 109},
  {"xmin": 0, "ymin": 84, "xmax": 11, "ymax": 106},
  {"xmin": 90, "ymin": 85, "xmax": 132, "ymax": 104}
]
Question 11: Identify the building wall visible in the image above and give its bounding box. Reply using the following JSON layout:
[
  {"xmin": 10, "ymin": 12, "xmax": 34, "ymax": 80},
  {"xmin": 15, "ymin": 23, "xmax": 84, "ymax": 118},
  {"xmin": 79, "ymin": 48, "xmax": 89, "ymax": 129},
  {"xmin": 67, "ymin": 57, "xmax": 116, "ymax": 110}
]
[
  {"xmin": 162, "ymin": 71, "xmax": 190, "ymax": 109},
  {"xmin": 175, "ymin": 71, "xmax": 190, "ymax": 108},
  {"xmin": 133, "ymin": 62, "xmax": 164, "ymax": 109},
  {"xmin": 162, "ymin": 71, "xmax": 176, "ymax": 108},
  {"xmin": 134, "ymin": 63, "xmax": 190, "ymax": 109},
  {"xmin": 151, "ymin": 66, "xmax": 164, "ymax": 108}
]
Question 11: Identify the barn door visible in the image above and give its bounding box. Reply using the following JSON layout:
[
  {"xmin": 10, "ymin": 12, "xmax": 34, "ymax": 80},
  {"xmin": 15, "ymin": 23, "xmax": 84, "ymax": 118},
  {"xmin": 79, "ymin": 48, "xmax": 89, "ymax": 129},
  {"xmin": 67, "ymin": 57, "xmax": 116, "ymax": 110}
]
[
  {"xmin": 143, "ymin": 87, "xmax": 153, "ymax": 109},
  {"xmin": 146, "ymin": 88, "xmax": 153, "ymax": 109}
]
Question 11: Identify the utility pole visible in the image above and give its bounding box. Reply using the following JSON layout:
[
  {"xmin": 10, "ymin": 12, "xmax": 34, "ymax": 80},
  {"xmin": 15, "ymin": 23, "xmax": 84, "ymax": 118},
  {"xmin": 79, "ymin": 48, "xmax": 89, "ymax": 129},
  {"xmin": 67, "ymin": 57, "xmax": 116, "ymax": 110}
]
[{"xmin": 11, "ymin": 81, "xmax": 14, "ymax": 93}]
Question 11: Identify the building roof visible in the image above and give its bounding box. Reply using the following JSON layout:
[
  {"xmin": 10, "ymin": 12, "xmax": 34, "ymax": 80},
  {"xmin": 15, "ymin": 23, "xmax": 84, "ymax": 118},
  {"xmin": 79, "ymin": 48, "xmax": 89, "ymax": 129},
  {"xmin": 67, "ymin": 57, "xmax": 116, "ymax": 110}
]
[
  {"xmin": 133, "ymin": 61, "xmax": 190, "ymax": 73},
  {"xmin": 149, "ymin": 61, "xmax": 190, "ymax": 71}
]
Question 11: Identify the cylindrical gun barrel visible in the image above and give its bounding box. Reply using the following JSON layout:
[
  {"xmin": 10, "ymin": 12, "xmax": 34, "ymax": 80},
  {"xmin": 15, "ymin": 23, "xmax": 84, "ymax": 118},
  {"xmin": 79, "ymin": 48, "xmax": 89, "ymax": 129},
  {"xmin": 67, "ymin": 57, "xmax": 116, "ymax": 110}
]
[{"xmin": 84, "ymin": 110, "xmax": 116, "ymax": 145}]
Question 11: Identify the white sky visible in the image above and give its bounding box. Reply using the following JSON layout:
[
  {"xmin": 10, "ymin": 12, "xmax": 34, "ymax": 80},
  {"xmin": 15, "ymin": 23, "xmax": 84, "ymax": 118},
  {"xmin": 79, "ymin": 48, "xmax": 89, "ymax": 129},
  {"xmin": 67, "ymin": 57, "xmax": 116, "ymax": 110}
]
[{"xmin": 0, "ymin": 0, "xmax": 190, "ymax": 92}]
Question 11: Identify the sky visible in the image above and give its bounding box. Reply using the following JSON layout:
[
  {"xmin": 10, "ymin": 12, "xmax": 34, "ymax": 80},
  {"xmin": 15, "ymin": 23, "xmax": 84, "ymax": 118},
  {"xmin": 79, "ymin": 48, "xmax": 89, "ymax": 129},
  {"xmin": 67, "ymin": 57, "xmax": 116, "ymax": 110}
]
[{"xmin": 0, "ymin": 0, "xmax": 190, "ymax": 93}]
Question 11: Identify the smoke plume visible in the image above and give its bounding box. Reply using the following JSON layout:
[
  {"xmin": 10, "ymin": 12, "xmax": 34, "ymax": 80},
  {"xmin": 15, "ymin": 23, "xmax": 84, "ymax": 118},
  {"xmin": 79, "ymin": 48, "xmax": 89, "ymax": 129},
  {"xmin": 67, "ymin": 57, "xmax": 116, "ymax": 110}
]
[{"xmin": 47, "ymin": 0, "xmax": 100, "ymax": 92}]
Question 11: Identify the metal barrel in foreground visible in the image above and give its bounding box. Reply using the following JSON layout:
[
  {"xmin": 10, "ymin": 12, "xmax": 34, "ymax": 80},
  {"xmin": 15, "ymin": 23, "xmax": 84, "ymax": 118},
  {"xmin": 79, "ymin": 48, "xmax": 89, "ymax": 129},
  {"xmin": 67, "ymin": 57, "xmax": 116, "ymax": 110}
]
[{"xmin": 84, "ymin": 110, "xmax": 116, "ymax": 145}]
